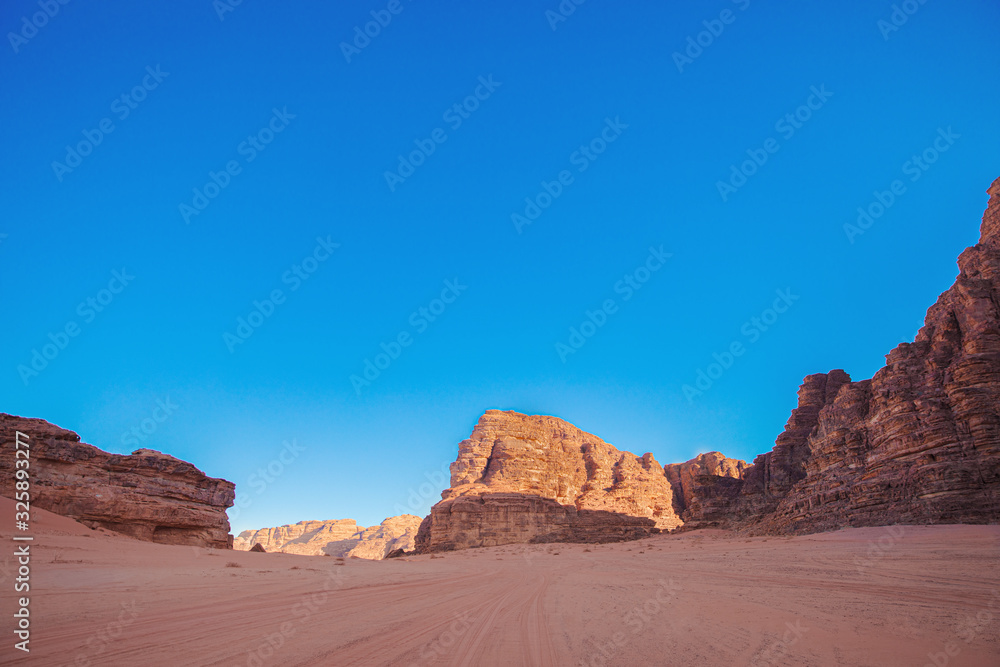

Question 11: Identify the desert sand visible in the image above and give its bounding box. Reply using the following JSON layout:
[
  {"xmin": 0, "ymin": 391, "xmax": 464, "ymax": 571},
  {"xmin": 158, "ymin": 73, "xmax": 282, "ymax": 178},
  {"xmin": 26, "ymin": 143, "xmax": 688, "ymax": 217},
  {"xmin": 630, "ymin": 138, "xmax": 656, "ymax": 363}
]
[{"xmin": 3, "ymin": 498, "xmax": 998, "ymax": 666}]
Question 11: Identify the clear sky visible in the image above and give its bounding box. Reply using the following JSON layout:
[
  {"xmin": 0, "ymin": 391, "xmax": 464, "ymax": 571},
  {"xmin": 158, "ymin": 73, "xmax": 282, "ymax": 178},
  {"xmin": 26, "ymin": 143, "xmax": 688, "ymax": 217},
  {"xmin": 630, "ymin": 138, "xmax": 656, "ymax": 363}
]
[{"xmin": 2, "ymin": 0, "xmax": 998, "ymax": 533}]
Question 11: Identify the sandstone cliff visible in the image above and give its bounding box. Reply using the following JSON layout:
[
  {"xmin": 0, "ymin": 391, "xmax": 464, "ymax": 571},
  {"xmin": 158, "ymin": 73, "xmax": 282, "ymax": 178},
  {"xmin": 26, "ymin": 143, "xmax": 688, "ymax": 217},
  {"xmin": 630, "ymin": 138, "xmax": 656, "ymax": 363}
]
[
  {"xmin": 415, "ymin": 410, "xmax": 682, "ymax": 551},
  {"xmin": 0, "ymin": 414, "xmax": 235, "ymax": 548},
  {"xmin": 727, "ymin": 177, "xmax": 1000, "ymax": 533},
  {"xmin": 234, "ymin": 518, "xmax": 360, "ymax": 555},
  {"xmin": 234, "ymin": 514, "xmax": 422, "ymax": 559},
  {"xmin": 417, "ymin": 177, "xmax": 1000, "ymax": 549},
  {"xmin": 664, "ymin": 452, "xmax": 748, "ymax": 525}
]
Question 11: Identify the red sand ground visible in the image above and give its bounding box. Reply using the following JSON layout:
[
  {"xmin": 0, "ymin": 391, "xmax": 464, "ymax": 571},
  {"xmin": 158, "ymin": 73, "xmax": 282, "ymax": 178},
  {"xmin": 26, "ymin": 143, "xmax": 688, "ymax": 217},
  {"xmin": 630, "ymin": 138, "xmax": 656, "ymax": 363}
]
[{"xmin": 1, "ymin": 497, "xmax": 998, "ymax": 666}]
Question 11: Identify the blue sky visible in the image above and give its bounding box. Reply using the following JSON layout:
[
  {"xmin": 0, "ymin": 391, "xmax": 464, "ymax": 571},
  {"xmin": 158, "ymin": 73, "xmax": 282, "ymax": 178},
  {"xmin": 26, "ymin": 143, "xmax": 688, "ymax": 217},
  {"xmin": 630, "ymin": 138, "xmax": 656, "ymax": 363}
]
[{"xmin": 2, "ymin": 0, "xmax": 998, "ymax": 532}]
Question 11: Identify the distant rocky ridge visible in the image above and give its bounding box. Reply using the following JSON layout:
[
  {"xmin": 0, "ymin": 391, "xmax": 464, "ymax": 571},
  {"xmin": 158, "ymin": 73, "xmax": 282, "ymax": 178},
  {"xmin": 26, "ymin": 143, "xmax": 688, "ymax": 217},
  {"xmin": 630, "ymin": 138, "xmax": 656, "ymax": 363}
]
[
  {"xmin": 415, "ymin": 177, "xmax": 1000, "ymax": 551},
  {"xmin": 0, "ymin": 414, "xmax": 235, "ymax": 548},
  {"xmin": 235, "ymin": 514, "xmax": 421, "ymax": 559}
]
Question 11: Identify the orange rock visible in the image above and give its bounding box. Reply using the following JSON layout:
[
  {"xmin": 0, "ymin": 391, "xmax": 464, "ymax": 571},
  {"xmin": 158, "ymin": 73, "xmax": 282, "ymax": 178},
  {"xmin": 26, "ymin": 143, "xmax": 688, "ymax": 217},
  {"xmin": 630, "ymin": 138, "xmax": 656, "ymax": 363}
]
[
  {"xmin": 733, "ymin": 177, "xmax": 1000, "ymax": 533},
  {"xmin": 234, "ymin": 515, "xmax": 422, "ymax": 559},
  {"xmin": 420, "ymin": 177, "xmax": 1000, "ymax": 548},
  {"xmin": 417, "ymin": 410, "xmax": 683, "ymax": 551},
  {"xmin": 0, "ymin": 413, "xmax": 234, "ymax": 548}
]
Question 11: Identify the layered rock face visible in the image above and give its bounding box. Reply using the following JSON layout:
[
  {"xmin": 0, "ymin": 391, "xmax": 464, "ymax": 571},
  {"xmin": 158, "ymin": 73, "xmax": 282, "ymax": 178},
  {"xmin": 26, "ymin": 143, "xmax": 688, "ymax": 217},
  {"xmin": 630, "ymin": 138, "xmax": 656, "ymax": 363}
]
[
  {"xmin": 734, "ymin": 178, "xmax": 1000, "ymax": 533},
  {"xmin": 415, "ymin": 410, "xmax": 683, "ymax": 551},
  {"xmin": 664, "ymin": 452, "xmax": 748, "ymax": 525},
  {"xmin": 234, "ymin": 519, "xmax": 360, "ymax": 555},
  {"xmin": 419, "ymin": 178, "xmax": 1000, "ymax": 548},
  {"xmin": 415, "ymin": 493, "xmax": 659, "ymax": 552},
  {"xmin": 347, "ymin": 515, "xmax": 424, "ymax": 560},
  {"xmin": 234, "ymin": 514, "xmax": 422, "ymax": 559},
  {"xmin": 0, "ymin": 414, "xmax": 235, "ymax": 548},
  {"xmin": 733, "ymin": 371, "xmax": 853, "ymax": 523}
]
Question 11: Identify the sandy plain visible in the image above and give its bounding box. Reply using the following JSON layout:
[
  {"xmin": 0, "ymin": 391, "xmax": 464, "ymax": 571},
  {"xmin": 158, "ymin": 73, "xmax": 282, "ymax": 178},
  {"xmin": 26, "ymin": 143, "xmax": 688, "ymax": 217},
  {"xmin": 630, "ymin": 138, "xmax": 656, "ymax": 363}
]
[{"xmin": 2, "ymin": 498, "xmax": 998, "ymax": 666}]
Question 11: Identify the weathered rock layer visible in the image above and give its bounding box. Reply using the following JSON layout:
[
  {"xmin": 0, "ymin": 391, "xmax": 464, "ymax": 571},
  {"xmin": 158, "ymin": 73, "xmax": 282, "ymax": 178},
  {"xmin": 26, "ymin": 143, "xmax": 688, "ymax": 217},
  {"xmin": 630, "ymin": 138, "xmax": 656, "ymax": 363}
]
[
  {"xmin": 235, "ymin": 514, "xmax": 422, "ymax": 559},
  {"xmin": 418, "ymin": 177, "xmax": 1000, "ymax": 550},
  {"xmin": 729, "ymin": 177, "xmax": 1000, "ymax": 533},
  {"xmin": 0, "ymin": 414, "xmax": 235, "ymax": 548},
  {"xmin": 664, "ymin": 452, "xmax": 748, "ymax": 526},
  {"xmin": 416, "ymin": 493, "xmax": 660, "ymax": 551},
  {"xmin": 415, "ymin": 410, "xmax": 686, "ymax": 551}
]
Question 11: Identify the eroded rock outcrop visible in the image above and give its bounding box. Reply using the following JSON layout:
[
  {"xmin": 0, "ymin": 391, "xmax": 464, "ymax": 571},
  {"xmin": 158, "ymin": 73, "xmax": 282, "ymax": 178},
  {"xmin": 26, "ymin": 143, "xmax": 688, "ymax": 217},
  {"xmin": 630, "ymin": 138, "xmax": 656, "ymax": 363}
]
[
  {"xmin": 664, "ymin": 452, "xmax": 748, "ymax": 525},
  {"xmin": 674, "ymin": 177, "xmax": 1000, "ymax": 533},
  {"xmin": 234, "ymin": 514, "xmax": 422, "ymax": 559},
  {"xmin": 415, "ymin": 410, "xmax": 682, "ymax": 551},
  {"xmin": 736, "ymin": 178, "xmax": 1000, "ymax": 533},
  {"xmin": 416, "ymin": 493, "xmax": 659, "ymax": 551},
  {"xmin": 346, "ymin": 515, "xmax": 425, "ymax": 560},
  {"xmin": 234, "ymin": 519, "xmax": 360, "ymax": 555},
  {"xmin": 0, "ymin": 414, "xmax": 235, "ymax": 548},
  {"xmin": 419, "ymin": 177, "xmax": 1000, "ymax": 548}
]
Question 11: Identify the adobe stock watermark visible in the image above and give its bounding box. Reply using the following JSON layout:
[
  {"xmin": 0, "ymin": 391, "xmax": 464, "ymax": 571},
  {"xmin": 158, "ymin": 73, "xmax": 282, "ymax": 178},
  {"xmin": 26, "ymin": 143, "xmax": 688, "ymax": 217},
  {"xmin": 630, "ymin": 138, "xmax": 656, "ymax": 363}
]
[
  {"xmin": 72, "ymin": 601, "xmax": 142, "ymax": 667},
  {"xmin": 579, "ymin": 578, "xmax": 681, "ymax": 667},
  {"xmin": 672, "ymin": 0, "xmax": 751, "ymax": 73},
  {"xmin": 544, "ymin": 0, "xmax": 588, "ymax": 31},
  {"xmin": 512, "ymin": 116, "xmax": 628, "ymax": 234},
  {"xmin": 228, "ymin": 439, "xmax": 306, "ymax": 522},
  {"xmin": 392, "ymin": 462, "xmax": 451, "ymax": 517},
  {"xmin": 752, "ymin": 619, "xmax": 809, "ymax": 667},
  {"xmin": 51, "ymin": 66, "xmax": 169, "ymax": 182},
  {"xmin": 350, "ymin": 279, "xmax": 467, "ymax": 395},
  {"xmin": 340, "ymin": 0, "xmax": 411, "ymax": 64},
  {"xmin": 384, "ymin": 75, "xmax": 502, "ymax": 192},
  {"xmin": 7, "ymin": 0, "xmax": 71, "ymax": 54},
  {"xmin": 180, "ymin": 107, "xmax": 295, "ymax": 224},
  {"xmin": 878, "ymin": 0, "xmax": 930, "ymax": 41},
  {"xmin": 853, "ymin": 525, "xmax": 905, "ymax": 576},
  {"xmin": 924, "ymin": 589, "xmax": 1000, "ymax": 667},
  {"xmin": 120, "ymin": 396, "xmax": 180, "ymax": 448},
  {"xmin": 716, "ymin": 85, "xmax": 833, "ymax": 202},
  {"xmin": 213, "ymin": 0, "xmax": 246, "ymax": 21},
  {"xmin": 843, "ymin": 126, "xmax": 959, "ymax": 244},
  {"xmin": 682, "ymin": 288, "xmax": 799, "ymax": 402},
  {"xmin": 243, "ymin": 566, "xmax": 349, "ymax": 666},
  {"xmin": 556, "ymin": 246, "xmax": 671, "ymax": 363},
  {"xmin": 223, "ymin": 235, "xmax": 338, "ymax": 352},
  {"xmin": 17, "ymin": 269, "xmax": 135, "ymax": 386},
  {"xmin": 411, "ymin": 612, "xmax": 475, "ymax": 666}
]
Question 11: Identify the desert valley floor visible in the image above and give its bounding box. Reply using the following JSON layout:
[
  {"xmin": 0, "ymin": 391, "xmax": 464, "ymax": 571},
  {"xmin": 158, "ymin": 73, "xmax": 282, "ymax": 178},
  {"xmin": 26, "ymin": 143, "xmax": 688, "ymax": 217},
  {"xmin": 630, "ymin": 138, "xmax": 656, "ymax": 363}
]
[{"xmin": 5, "ymin": 499, "xmax": 998, "ymax": 666}]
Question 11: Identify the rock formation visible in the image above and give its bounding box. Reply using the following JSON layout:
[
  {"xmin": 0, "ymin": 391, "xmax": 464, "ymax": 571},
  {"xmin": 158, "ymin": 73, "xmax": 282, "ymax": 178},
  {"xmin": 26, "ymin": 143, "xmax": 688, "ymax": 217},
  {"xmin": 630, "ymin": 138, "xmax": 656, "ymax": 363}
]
[
  {"xmin": 249, "ymin": 543, "xmax": 266, "ymax": 553},
  {"xmin": 415, "ymin": 410, "xmax": 683, "ymax": 551},
  {"xmin": 726, "ymin": 177, "xmax": 1000, "ymax": 533},
  {"xmin": 234, "ymin": 514, "xmax": 422, "ymax": 559},
  {"xmin": 664, "ymin": 452, "xmax": 748, "ymax": 525},
  {"xmin": 234, "ymin": 519, "xmax": 360, "ymax": 555},
  {"xmin": 415, "ymin": 492, "xmax": 660, "ymax": 552},
  {"xmin": 418, "ymin": 177, "xmax": 1000, "ymax": 549},
  {"xmin": 0, "ymin": 414, "xmax": 235, "ymax": 548},
  {"xmin": 346, "ymin": 515, "xmax": 425, "ymax": 560}
]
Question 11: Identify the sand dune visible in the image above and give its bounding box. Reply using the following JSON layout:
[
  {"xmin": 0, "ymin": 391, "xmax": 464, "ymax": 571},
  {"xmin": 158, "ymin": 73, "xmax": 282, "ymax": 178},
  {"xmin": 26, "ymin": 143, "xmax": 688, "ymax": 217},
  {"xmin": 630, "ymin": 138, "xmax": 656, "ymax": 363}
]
[{"xmin": 3, "ymin": 498, "xmax": 998, "ymax": 666}]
